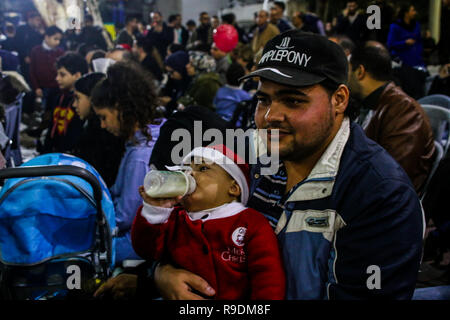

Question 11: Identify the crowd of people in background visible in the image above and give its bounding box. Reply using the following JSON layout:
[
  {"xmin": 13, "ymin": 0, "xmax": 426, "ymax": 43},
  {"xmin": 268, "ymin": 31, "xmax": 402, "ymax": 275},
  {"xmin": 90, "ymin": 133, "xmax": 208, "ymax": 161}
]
[{"xmin": 0, "ymin": 0, "xmax": 450, "ymax": 300}]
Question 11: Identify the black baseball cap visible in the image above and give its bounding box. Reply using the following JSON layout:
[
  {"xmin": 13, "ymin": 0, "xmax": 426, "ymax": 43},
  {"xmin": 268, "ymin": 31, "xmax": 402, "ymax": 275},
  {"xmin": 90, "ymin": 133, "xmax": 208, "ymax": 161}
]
[{"xmin": 240, "ymin": 30, "xmax": 348, "ymax": 87}]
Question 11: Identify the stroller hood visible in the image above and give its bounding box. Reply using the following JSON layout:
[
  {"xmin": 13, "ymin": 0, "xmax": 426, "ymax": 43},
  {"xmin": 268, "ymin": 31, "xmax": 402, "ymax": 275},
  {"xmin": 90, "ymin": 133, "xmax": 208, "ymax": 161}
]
[{"xmin": 0, "ymin": 153, "xmax": 116, "ymax": 268}]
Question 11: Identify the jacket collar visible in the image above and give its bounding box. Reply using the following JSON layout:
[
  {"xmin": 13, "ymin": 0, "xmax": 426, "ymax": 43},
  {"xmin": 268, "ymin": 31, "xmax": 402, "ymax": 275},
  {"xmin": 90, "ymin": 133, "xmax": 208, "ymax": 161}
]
[
  {"xmin": 188, "ymin": 201, "xmax": 246, "ymax": 221},
  {"xmin": 362, "ymin": 82, "xmax": 389, "ymax": 110},
  {"xmin": 42, "ymin": 40, "xmax": 53, "ymax": 51},
  {"xmin": 287, "ymin": 117, "xmax": 350, "ymax": 202}
]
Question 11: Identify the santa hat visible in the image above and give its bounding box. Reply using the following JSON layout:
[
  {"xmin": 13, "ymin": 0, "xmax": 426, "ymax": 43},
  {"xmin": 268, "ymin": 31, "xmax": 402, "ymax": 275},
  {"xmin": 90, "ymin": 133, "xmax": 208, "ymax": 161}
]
[{"xmin": 182, "ymin": 144, "xmax": 250, "ymax": 205}]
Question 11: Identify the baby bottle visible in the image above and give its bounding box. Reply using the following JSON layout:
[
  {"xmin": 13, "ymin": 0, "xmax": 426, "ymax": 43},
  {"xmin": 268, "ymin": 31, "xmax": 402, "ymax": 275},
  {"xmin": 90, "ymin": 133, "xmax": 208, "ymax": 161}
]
[{"xmin": 143, "ymin": 170, "xmax": 196, "ymax": 198}]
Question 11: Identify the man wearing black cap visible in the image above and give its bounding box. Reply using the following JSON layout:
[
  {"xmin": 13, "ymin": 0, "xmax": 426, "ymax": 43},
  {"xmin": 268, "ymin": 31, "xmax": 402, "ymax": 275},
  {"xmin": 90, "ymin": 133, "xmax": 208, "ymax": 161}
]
[
  {"xmin": 243, "ymin": 30, "xmax": 423, "ymax": 300},
  {"xmin": 98, "ymin": 31, "xmax": 424, "ymax": 300}
]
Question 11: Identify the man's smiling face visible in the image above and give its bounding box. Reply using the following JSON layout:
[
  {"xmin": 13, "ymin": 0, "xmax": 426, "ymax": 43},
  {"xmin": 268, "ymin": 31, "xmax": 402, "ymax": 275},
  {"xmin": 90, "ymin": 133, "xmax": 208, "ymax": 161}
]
[{"xmin": 255, "ymin": 80, "xmax": 338, "ymax": 162}]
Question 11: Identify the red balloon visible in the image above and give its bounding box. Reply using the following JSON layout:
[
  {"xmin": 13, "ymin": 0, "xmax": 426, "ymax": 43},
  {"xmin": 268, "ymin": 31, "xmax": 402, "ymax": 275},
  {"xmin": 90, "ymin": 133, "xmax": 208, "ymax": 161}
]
[{"xmin": 213, "ymin": 24, "xmax": 239, "ymax": 53}]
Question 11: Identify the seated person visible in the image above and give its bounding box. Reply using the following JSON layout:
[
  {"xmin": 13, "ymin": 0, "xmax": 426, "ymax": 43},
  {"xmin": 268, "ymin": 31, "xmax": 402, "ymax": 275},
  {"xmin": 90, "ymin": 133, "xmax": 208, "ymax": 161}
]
[
  {"xmin": 428, "ymin": 63, "xmax": 450, "ymax": 97},
  {"xmin": 177, "ymin": 51, "xmax": 222, "ymax": 111},
  {"xmin": 348, "ymin": 43, "xmax": 435, "ymax": 193},
  {"xmin": 213, "ymin": 62, "xmax": 252, "ymax": 125},
  {"xmin": 131, "ymin": 145, "xmax": 286, "ymax": 300},
  {"xmin": 91, "ymin": 61, "xmax": 166, "ymax": 264},
  {"xmin": 72, "ymin": 72, "xmax": 124, "ymax": 187}
]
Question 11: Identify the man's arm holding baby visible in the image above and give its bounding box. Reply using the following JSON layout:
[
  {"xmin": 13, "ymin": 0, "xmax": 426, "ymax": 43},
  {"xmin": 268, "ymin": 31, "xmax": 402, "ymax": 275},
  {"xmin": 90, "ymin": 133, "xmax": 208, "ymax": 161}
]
[
  {"xmin": 153, "ymin": 211, "xmax": 286, "ymax": 300},
  {"xmin": 154, "ymin": 264, "xmax": 216, "ymax": 300}
]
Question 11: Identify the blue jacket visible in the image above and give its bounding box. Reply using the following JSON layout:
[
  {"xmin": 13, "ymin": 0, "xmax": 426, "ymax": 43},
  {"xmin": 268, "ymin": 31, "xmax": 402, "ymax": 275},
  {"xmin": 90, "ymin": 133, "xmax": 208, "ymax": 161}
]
[
  {"xmin": 110, "ymin": 119, "xmax": 166, "ymax": 262},
  {"xmin": 387, "ymin": 20, "xmax": 425, "ymax": 67},
  {"xmin": 213, "ymin": 86, "xmax": 252, "ymax": 123},
  {"xmin": 249, "ymin": 118, "xmax": 424, "ymax": 299}
]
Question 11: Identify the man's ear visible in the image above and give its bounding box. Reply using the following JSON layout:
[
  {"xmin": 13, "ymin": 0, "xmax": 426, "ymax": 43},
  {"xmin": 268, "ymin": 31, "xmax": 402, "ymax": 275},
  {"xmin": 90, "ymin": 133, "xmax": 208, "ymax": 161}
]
[
  {"xmin": 229, "ymin": 180, "xmax": 241, "ymax": 198},
  {"xmin": 356, "ymin": 64, "xmax": 366, "ymax": 80},
  {"xmin": 332, "ymin": 84, "xmax": 350, "ymax": 116},
  {"xmin": 74, "ymin": 72, "xmax": 82, "ymax": 80}
]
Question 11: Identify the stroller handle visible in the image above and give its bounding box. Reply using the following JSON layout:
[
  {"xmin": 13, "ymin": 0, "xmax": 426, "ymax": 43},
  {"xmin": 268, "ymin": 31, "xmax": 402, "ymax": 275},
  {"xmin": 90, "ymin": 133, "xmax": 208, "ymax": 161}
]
[{"xmin": 0, "ymin": 165, "xmax": 103, "ymax": 207}]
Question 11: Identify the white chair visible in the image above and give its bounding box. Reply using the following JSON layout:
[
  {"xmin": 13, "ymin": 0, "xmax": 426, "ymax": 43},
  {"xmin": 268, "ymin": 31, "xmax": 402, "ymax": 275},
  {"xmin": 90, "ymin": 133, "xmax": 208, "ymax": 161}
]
[
  {"xmin": 421, "ymin": 104, "xmax": 450, "ymax": 157},
  {"xmin": 419, "ymin": 94, "xmax": 450, "ymax": 110}
]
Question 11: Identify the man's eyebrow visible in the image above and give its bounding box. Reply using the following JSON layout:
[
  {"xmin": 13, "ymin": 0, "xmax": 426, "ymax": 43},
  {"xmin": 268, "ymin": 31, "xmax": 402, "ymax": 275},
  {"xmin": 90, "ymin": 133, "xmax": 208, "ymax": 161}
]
[
  {"xmin": 276, "ymin": 89, "xmax": 308, "ymax": 97},
  {"xmin": 255, "ymin": 89, "xmax": 308, "ymax": 97}
]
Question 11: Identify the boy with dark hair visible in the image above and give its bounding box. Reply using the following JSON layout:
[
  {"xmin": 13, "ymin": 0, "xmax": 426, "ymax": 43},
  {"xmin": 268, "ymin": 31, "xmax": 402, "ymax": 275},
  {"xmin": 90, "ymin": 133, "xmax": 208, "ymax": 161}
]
[
  {"xmin": 41, "ymin": 52, "xmax": 88, "ymax": 154},
  {"xmin": 29, "ymin": 25, "xmax": 65, "ymax": 112},
  {"xmin": 213, "ymin": 62, "xmax": 251, "ymax": 124}
]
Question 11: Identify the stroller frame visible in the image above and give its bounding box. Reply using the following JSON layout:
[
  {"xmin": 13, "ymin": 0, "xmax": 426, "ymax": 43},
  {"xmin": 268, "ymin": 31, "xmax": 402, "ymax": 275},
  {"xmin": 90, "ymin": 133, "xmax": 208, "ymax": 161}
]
[{"xmin": 0, "ymin": 165, "xmax": 114, "ymax": 299}]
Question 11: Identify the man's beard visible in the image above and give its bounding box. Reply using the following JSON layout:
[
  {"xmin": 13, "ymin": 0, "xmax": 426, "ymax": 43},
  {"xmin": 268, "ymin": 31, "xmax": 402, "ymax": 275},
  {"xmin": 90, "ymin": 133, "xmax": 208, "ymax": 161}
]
[{"xmin": 266, "ymin": 105, "xmax": 335, "ymax": 163}]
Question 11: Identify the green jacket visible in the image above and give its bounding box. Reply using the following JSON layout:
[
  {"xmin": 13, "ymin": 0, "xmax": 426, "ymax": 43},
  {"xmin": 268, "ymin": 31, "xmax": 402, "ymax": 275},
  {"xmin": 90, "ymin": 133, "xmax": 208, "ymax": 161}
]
[{"xmin": 178, "ymin": 72, "xmax": 222, "ymax": 111}]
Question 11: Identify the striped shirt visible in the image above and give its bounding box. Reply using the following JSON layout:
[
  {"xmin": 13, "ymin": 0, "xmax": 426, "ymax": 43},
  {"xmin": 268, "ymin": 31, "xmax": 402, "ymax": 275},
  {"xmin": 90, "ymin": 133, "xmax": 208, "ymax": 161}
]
[{"xmin": 248, "ymin": 162, "xmax": 287, "ymax": 229}]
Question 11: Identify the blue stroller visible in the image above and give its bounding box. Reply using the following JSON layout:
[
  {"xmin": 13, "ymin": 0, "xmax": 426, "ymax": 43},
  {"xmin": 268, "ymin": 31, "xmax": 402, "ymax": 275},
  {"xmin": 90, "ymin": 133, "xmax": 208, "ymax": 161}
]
[{"xmin": 0, "ymin": 153, "xmax": 116, "ymax": 300}]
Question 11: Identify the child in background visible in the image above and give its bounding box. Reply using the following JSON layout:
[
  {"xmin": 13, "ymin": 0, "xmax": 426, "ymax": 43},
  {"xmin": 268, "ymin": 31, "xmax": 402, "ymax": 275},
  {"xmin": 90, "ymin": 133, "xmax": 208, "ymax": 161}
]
[
  {"xmin": 131, "ymin": 145, "xmax": 286, "ymax": 300},
  {"xmin": 213, "ymin": 62, "xmax": 252, "ymax": 125},
  {"xmin": 72, "ymin": 73, "xmax": 124, "ymax": 187},
  {"xmin": 29, "ymin": 26, "xmax": 64, "ymax": 112},
  {"xmin": 41, "ymin": 52, "xmax": 88, "ymax": 154}
]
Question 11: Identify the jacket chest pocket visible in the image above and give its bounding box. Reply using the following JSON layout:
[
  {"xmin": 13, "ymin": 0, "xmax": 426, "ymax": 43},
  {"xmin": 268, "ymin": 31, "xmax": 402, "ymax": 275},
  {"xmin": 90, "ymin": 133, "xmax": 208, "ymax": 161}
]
[{"xmin": 276, "ymin": 209, "xmax": 346, "ymax": 242}]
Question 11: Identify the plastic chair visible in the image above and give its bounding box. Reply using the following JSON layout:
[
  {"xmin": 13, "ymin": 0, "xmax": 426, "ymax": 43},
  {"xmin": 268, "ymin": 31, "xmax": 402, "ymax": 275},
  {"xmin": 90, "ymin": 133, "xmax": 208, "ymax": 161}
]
[
  {"xmin": 421, "ymin": 104, "xmax": 450, "ymax": 157},
  {"xmin": 420, "ymin": 141, "xmax": 443, "ymax": 201},
  {"xmin": 419, "ymin": 94, "xmax": 450, "ymax": 110}
]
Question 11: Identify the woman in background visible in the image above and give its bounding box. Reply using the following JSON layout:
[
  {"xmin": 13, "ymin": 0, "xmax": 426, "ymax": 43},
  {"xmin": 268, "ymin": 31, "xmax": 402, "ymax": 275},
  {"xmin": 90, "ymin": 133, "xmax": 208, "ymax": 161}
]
[
  {"xmin": 387, "ymin": 5, "xmax": 425, "ymax": 68},
  {"xmin": 91, "ymin": 62, "xmax": 166, "ymax": 264}
]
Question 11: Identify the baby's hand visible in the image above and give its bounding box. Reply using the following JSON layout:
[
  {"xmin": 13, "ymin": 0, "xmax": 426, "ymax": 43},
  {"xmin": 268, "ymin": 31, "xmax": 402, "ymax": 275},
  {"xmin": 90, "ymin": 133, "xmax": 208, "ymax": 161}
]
[{"xmin": 138, "ymin": 186, "xmax": 183, "ymax": 208}]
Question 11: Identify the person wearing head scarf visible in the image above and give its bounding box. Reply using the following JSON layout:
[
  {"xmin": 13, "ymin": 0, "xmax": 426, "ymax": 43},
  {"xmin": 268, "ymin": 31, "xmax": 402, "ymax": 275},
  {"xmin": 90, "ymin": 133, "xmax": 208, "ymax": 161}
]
[
  {"xmin": 159, "ymin": 50, "xmax": 192, "ymax": 115},
  {"xmin": 177, "ymin": 51, "xmax": 222, "ymax": 111},
  {"xmin": 188, "ymin": 50, "xmax": 217, "ymax": 76},
  {"xmin": 90, "ymin": 61, "xmax": 166, "ymax": 264}
]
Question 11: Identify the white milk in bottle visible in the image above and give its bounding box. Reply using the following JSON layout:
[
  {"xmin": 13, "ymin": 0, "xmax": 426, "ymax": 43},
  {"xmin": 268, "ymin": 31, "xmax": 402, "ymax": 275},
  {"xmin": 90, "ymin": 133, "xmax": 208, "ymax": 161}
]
[{"xmin": 143, "ymin": 170, "xmax": 196, "ymax": 198}]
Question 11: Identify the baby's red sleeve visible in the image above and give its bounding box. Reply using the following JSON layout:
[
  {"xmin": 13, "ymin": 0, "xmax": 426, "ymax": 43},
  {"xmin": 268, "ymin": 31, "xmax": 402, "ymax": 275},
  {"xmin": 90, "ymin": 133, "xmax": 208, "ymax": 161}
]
[{"xmin": 131, "ymin": 205, "xmax": 175, "ymax": 261}]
